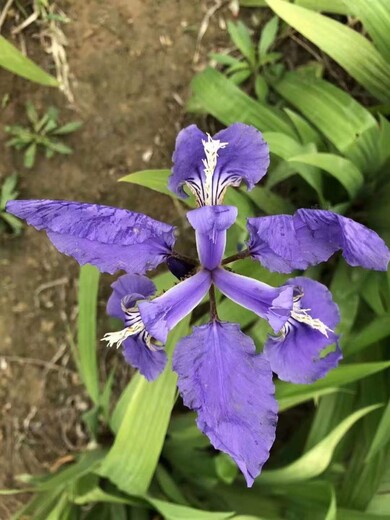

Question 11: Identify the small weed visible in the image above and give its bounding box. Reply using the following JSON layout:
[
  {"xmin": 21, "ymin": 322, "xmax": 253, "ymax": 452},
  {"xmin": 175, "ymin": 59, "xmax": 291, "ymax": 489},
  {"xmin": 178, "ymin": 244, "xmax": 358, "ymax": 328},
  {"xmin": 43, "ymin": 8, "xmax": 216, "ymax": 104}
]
[
  {"xmin": 0, "ymin": 174, "xmax": 23, "ymax": 235},
  {"xmin": 210, "ymin": 17, "xmax": 283, "ymax": 102},
  {"xmin": 5, "ymin": 102, "xmax": 82, "ymax": 168}
]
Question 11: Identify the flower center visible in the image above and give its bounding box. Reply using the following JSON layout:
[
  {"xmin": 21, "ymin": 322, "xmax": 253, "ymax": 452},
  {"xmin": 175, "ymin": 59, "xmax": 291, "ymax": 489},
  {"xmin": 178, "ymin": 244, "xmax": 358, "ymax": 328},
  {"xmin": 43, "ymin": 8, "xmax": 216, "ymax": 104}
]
[
  {"xmin": 101, "ymin": 306, "xmax": 156, "ymax": 350},
  {"xmin": 185, "ymin": 134, "xmax": 228, "ymax": 206},
  {"xmin": 282, "ymin": 292, "xmax": 333, "ymax": 338}
]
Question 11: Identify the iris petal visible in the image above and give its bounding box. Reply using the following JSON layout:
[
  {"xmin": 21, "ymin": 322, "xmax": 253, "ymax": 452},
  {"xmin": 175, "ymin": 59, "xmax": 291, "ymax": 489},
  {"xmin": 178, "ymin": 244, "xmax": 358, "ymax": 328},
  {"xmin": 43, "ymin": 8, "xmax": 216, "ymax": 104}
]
[
  {"xmin": 212, "ymin": 268, "xmax": 293, "ymax": 332},
  {"xmin": 6, "ymin": 200, "xmax": 176, "ymax": 275},
  {"xmin": 169, "ymin": 123, "xmax": 269, "ymax": 206},
  {"xmin": 138, "ymin": 270, "xmax": 212, "ymax": 344},
  {"xmin": 122, "ymin": 336, "xmax": 167, "ymax": 382},
  {"xmin": 106, "ymin": 274, "xmax": 156, "ymax": 320},
  {"xmin": 173, "ymin": 321, "xmax": 277, "ymax": 487},
  {"xmin": 264, "ymin": 277, "xmax": 342, "ymax": 384},
  {"xmin": 187, "ymin": 205, "xmax": 237, "ymax": 269},
  {"xmin": 247, "ymin": 209, "xmax": 390, "ymax": 273}
]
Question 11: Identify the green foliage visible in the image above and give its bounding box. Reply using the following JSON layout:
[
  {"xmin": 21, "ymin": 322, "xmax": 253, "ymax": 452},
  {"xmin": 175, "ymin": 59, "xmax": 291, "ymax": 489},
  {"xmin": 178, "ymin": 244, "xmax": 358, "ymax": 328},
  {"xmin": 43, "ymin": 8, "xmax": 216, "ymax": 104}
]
[
  {"xmin": 0, "ymin": 35, "xmax": 58, "ymax": 86},
  {"xmin": 265, "ymin": 0, "xmax": 390, "ymax": 104},
  {"xmin": 212, "ymin": 17, "xmax": 282, "ymax": 93},
  {"xmin": 0, "ymin": 174, "xmax": 23, "ymax": 235},
  {"xmin": 5, "ymin": 102, "xmax": 82, "ymax": 168}
]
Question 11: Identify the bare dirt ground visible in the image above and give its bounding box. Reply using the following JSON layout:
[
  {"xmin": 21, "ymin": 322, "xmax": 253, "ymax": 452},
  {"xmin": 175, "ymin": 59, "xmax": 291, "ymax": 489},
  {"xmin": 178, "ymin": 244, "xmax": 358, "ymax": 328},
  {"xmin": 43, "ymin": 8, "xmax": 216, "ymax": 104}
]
[{"xmin": 0, "ymin": 1, "xmax": 230, "ymax": 515}]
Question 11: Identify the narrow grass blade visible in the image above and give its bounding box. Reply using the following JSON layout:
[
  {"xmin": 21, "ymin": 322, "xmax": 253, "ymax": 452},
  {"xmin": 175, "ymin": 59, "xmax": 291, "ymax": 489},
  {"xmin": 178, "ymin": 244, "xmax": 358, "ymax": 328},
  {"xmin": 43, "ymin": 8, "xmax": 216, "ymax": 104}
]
[
  {"xmin": 365, "ymin": 399, "xmax": 390, "ymax": 462},
  {"xmin": 77, "ymin": 264, "xmax": 100, "ymax": 404},
  {"xmin": 0, "ymin": 36, "xmax": 58, "ymax": 86},
  {"xmin": 276, "ymin": 362, "xmax": 390, "ymax": 411}
]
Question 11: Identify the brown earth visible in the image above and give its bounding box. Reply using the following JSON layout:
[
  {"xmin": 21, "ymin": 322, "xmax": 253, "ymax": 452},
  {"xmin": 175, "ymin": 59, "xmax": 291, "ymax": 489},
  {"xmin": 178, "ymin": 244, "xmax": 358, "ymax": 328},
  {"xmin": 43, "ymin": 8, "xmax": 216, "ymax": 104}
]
[{"xmin": 0, "ymin": 0, "xmax": 232, "ymax": 515}]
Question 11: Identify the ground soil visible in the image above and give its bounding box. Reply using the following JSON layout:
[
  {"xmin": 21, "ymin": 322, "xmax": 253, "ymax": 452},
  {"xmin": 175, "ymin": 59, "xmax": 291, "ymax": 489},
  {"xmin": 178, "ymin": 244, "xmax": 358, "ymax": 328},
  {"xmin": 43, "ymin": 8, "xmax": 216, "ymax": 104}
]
[{"xmin": 0, "ymin": 1, "xmax": 231, "ymax": 515}]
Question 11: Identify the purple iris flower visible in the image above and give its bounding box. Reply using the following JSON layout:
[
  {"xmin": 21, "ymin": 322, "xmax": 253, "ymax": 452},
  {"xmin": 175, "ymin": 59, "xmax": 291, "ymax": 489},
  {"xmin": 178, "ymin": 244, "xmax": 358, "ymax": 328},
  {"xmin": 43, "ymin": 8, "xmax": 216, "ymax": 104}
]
[{"xmin": 6, "ymin": 123, "xmax": 389, "ymax": 486}]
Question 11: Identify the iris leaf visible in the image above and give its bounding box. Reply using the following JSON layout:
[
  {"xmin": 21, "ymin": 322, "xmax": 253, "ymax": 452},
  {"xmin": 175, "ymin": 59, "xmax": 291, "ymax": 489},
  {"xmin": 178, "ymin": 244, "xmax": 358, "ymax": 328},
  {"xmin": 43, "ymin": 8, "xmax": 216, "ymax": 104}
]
[
  {"xmin": 119, "ymin": 169, "xmax": 172, "ymax": 196},
  {"xmin": 190, "ymin": 68, "xmax": 296, "ymax": 137},
  {"xmin": 273, "ymin": 73, "xmax": 380, "ymax": 173},
  {"xmin": 276, "ymin": 362, "xmax": 390, "ymax": 411},
  {"xmin": 257, "ymin": 404, "xmax": 381, "ymax": 484},
  {"xmin": 266, "ymin": 0, "xmax": 390, "ymax": 103},
  {"xmin": 77, "ymin": 264, "xmax": 100, "ymax": 405},
  {"xmin": 288, "ymin": 152, "xmax": 364, "ymax": 199}
]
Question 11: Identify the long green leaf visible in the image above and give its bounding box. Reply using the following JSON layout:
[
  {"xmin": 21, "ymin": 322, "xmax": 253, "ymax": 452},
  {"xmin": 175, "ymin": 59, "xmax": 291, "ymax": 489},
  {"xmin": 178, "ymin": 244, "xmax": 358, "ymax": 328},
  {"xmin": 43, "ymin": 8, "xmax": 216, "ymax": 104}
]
[
  {"xmin": 365, "ymin": 400, "xmax": 390, "ymax": 462},
  {"xmin": 98, "ymin": 318, "xmax": 190, "ymax": 495},
  {"xmin": 350, "ymin": 0, "xmax": 390, "ymax": 61},
  {"xmin": 288, "ymin": 152, "xmax": 364, "ymax": 198},
  {"xmin": 274, "ymin": 73, "xmax": 378, "ymax": 171},
  {"xmin": 257, "ymin": 405, "xmax": 381, "ymax": 484},
  {"xmin": 276, "ymin": 362, "xmax": 390, "ymax": 411},
  {"xmin": 295, "ymin": 0, "xmax": 350, "ymax": 14},
  {"xmin": 77, "ymin": 265, "xmax": 100, "ymax": 404},
  {"xmin": 190, "ymin": 68, "xmax": 295, "ymax": 136},
  {"xmin": 0, "ymin": 36, "xmax": 58, "ymax": 86},
  {"xmin": 266, "ymin": 0, "xmax": 390, "ymax": 103}
]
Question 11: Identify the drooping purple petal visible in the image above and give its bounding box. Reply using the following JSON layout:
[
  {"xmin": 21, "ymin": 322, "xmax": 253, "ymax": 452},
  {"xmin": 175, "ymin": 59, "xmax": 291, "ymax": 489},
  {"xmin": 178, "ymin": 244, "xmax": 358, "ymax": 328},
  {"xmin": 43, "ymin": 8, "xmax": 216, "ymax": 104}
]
[
  {"xmin": 247, "ymin": 209, "xmax": 390, "ymax": 273},
  {"xmin": 6, "ymin": 200, "xmax": 176, "ymax": 275},
  {"xmin": 138, "ymin": 270, "xmax": 212, "ymax": 344},
  {"xmin": 104, "ymin": 274, "xmax": 165, "ymax": 381},
  {"xmin": 169, "ymin": 123, "xmax": 269, "ymax": 206},
  {"xmin": 187, "ymin": 205, "xmax": 237, "ymax": 270},
  {"xmin": 173, "ymin": 321, "xmax": 277, "ymax": 487},
  {"xmin": 123, "ymin": 336, "xmax": 167, "ymax": 382},
  {"xmin": 264, "ymin": 277, "xmax": 342, "ymax": 384},
  {"xmin": 212, "ymin": 268, "xmax": 293, "ymax": 332},
  {"xmin": 106, "ymin": 274, "xmax": 156, "ymax": 320}
]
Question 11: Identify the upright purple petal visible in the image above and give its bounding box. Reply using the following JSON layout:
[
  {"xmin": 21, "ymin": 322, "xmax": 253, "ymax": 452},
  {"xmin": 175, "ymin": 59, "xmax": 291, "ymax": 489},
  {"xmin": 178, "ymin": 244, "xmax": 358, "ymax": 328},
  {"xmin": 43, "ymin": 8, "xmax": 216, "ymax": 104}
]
[
  {"xmin": 212, "ymin": 268, "xmax": 293, "ymax": 332},
  {"xmin": 122, "ymin": 336, "xmax": 167, "ymax": 382},
  {"xmin": 187, "ymin": 205, "xmax": 237, "ymax": 270},
  {"xmin": 212, "ymin": 123, "xmax": 270, "ymax": 191},
  {"xmin": 6, "ymin": 200, "xmax": 176, "ymax": 275},
  {"xmin": 173, "ymin": 321, "xmax": 277, "ymax": 487},
  {"xmin": 168, "ymin": 125, "xmax": 206, "ymax": 200},
  {"xmin": 264, "ymin": 277, "xmax": 342, "ymax": 384},
  {"xmin": 247, "ymin": 209, "xmax": 390, "ymax": 273},
  {"xmin": 106, "ymin": 274, "xmax": 156, "ymax": 320},
  {"xmin": 138, "ymin": 270, "xmax": 212, "ymax": 344},
  {"xmin": 169, "ymin": 123, "xmax": 269, "ymax": 206}
]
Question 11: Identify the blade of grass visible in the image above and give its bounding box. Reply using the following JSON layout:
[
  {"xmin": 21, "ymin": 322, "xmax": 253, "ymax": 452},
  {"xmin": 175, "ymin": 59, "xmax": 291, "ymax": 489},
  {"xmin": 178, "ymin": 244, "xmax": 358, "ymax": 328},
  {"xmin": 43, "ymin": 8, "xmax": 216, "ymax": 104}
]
[
  {"xmin": 77, "ymin": 264, "xmax": 100, "ymax": 405},
  {"xmin": 0, "ymin": 36, "xmax": 58, "ymax": 86}
]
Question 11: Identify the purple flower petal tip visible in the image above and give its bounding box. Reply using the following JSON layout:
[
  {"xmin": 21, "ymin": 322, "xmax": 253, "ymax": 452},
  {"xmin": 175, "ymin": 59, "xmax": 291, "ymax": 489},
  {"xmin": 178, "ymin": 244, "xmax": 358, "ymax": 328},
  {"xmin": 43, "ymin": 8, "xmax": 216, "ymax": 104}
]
[
  {"xmin": 6, "ymin": 199, "xmax": 176, "ymax": 275},
  {"xmin": 265, "ymin": 277, "xmax": 342, "ymax": 383},
  {"xmin": 106, "ymin": 274, "xmax": 156, "ymax": 320},
  {"xmin": 169, "ymin": 123, "xmax": 269, "ymax": 205},
  {"xmin": 213, "ymin": 268, "xmax": 293, "ymax": 332},
  {"xmin": 173, "ymin": 321, "xmax": 277, "ymax": 486},
  {"xmin": 247, "ymin": 209, "xmax": 390, "ymax": 273},
  {"xmin": 123, "ymin": 337, "xmax": 167, "ymax": 381},
  {"xmin": 187, "ymin": 206, "xmax": 238, "ymax": 270}
]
